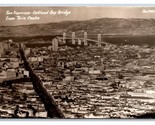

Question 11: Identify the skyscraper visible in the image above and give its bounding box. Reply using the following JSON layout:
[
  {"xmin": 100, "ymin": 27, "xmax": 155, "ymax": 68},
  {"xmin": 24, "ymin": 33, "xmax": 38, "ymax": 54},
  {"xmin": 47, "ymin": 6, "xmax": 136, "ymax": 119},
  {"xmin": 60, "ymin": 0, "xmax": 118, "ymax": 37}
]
[
  {"xmin": 98, "ymin": 34, "xmax": 101, "ymax": 47},
  {"xmin": 63, "ymin": 32, "xmax": 66, "ymax": 44},
  {"xmin": 52, "ymin": 38, "xmax": 58, "ymax": 51},
  {"xmin": 84, "ymin": 32, "xmax": 88, "ymax": 46},
  {"xmin": 72, "ymin": 32, "xmax": 76, "ymax": 44}
]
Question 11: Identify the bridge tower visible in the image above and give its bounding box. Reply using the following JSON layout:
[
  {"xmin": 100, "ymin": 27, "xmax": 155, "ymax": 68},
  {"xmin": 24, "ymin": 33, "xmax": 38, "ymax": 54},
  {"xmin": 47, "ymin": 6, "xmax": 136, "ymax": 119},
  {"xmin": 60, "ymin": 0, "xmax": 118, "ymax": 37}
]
[
  {"xmin": 98, "ymin": 34, "xmax": 101, "ymax": 47},
  {"xmin": 84, "ymin": 32, "xmax": 88, "ymax": 46},
  {"xmin": 52, "ymin": 38, "xmax": 58, "ymax": 51},
  {"xmin": 72, "ymin": 32, "xmax": 76, "ymax": 45},
  {"xmin": 63, "ymin": 32, "xmax": 66, "ymax": 44}
]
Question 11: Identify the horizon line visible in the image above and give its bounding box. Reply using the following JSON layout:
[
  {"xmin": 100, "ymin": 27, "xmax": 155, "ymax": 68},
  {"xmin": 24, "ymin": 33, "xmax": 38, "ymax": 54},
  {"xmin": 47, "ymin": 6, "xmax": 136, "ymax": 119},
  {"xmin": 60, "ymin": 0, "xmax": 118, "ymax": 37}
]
[{"xmin": 1, "ymin": 17, "xmax": 155, "ymax": 27}]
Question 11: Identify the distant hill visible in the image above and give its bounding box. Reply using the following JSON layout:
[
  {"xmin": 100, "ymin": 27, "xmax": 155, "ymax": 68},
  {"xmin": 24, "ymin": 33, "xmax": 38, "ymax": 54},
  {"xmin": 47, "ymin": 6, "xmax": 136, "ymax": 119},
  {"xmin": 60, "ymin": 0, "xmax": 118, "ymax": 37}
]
[{"xmin": 1, "ymin": 18, "xmax": 155, "ymax": 37}]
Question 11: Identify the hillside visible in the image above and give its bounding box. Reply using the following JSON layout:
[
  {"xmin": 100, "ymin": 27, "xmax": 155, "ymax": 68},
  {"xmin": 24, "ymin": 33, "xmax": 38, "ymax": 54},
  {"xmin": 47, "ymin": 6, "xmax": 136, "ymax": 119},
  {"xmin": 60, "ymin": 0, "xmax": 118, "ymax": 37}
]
[{"xmin": 1, "ymin": 18, "xmax": 155, "ymax": 37}]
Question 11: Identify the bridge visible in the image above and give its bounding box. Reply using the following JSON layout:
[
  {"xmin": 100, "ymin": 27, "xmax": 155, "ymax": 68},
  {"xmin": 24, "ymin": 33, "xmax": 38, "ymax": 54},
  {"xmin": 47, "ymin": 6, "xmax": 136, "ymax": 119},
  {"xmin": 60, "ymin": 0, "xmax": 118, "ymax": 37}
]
[
  {"xmin": 23, "ymin": 32, "xmax": 110, "ymax": 49},
  {"xmin": 57, "ymin": 32, "xmax": 108, "ymax": 47},
  {"xmin": 47, "ymin": 32, "xmax": 110, "ymax": 51}
]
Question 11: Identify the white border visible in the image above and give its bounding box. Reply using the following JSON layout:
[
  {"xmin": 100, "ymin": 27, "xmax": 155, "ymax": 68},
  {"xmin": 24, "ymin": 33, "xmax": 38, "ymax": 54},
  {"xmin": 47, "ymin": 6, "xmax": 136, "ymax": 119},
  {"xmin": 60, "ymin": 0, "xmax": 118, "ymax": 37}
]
[
  {"xmin": 1, "ymin": 120, "xmax": 155, "ymax": 125},
  {"xmin": 0, "ymin": 0, "xmax": 155, "ymax": 5},
  {"xmin": 1, "ymin": 0, "xmax": 155, "ymax": 125}
]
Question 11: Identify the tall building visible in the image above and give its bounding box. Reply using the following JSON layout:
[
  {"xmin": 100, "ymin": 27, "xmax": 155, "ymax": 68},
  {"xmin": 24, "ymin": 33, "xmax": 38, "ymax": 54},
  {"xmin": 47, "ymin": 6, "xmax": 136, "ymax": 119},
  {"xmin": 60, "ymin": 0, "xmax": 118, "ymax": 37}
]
[
  {"xmin": 98, "ymin": 34, "xmax": 101, "ymax": 47},
  {"xmin": 63, "ymin": 32, "xmax": 66, "ymax": 44},
  {"xmin": 0, "ymin": 41, "xmax": 12, "ymax": 57},
  {"xmin": 84, "ymin": 32, "xmax": 88, "ymax": 46},
  {"xmin": 0, "ymin": 42, "xmax": 4, "ymax": 57},
  {"xmin": 52, "ymin": 38, "xmax": 58, "ymax": 51},
  {"xmin": 72, "ymin": 32, "xmax": 76, "ymax": 44}
]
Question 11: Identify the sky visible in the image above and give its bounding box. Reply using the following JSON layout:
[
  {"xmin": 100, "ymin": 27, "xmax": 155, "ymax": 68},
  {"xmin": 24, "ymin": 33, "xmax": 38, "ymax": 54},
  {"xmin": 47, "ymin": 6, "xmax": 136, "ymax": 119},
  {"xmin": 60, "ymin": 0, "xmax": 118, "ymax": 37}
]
[{"xmin": 1, "ymin": 6, "xmax": 155, "ymax": 26}]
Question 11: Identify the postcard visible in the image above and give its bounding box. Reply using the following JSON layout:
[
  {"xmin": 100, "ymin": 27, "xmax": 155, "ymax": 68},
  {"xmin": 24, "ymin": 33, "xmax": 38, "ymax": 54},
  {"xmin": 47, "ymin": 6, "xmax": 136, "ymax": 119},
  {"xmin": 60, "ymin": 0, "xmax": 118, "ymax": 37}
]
[{"xmin": 0, "ymin": 6, "xmax": 155, "ymax": 119}]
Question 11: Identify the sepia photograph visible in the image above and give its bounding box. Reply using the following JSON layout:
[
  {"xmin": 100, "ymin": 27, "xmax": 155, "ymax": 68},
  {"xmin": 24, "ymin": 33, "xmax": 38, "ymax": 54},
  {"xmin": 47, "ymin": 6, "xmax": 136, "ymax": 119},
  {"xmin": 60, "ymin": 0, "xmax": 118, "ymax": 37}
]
[{"xmin": 1, "ymin": 6, "xmax": 155, "ymax": 119}]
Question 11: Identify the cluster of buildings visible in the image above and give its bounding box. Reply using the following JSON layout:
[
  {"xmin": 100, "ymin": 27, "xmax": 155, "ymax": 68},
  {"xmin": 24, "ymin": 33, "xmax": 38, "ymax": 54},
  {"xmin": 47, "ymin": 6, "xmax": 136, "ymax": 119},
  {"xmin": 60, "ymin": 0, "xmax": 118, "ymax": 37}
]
[
  {"xmin": 0, "ymin": 41, "xmax": 29, "ymax": 83},
  {"xmin": 0, "ymin": 40, "xmax": 48, "ymax": 118},
  {"xmin": 26, "ymin": 39, "xmax": 155, "ymax": 118},
  {"xmin": 0, "ymin": 82, "xmax": 47, "ymax": 118},
  {"xmin": 1, "ymin": 34, "xmax": 155, "ymax": 118},
  {"xmin": 0, "ymin": 40, "xmax": 12, "ymax": 58}
]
